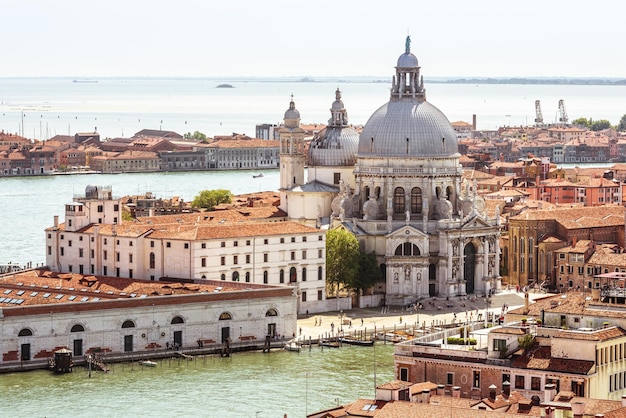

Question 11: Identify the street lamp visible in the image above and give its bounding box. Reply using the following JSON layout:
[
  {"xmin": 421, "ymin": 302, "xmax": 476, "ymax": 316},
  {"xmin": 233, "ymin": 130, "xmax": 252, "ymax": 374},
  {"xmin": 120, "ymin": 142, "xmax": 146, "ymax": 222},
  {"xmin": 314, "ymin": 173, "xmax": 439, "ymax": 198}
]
[{"xmin": 339, "ymin": 310, "xmax": 344, "ymax": 334}]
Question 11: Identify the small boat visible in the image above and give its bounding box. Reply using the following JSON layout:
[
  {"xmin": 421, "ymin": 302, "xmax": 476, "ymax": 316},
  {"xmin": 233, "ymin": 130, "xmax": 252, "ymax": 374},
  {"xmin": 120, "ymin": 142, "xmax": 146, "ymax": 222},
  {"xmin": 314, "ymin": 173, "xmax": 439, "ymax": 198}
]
[
  {"xmin": 284, "ymin": 342, "xmax": 301, "ymax": 352},
  {"xmin": 216, "ymin": 83, "xmax": 234, "ymax": 88},
  {"xmin": 319, "ymin": 340, "xmax": 340, "ymax": 348},
  {"xmin": 338, "ymin": 337, "xmax": 374, "ymax": 347},
  {"xmin": 252, "ymin": 173, "xmax": 264, "ymax": 178},
  {"xmin": 139, "ymin": 360, "xmax": 157, "ymax": 367}
]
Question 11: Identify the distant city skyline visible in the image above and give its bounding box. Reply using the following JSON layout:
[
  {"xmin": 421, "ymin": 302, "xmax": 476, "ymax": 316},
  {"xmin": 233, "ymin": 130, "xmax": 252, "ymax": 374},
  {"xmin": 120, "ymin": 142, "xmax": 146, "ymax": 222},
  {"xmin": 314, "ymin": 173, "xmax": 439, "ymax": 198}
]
[{"xmin": 3, "ymin": 0, "xmax": 626, "ymax": 79}]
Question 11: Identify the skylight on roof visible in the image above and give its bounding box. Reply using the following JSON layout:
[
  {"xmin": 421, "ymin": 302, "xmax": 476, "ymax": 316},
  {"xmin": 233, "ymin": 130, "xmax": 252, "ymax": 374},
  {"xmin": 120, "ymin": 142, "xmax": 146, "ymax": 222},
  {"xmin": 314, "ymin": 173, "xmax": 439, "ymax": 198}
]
[
  {"xmin": 55, "ymin": 294, "xmax": 64, "ymax": 300},
  {"xmin": 68, "ymin": 295, "xmax": 77, "ymax": 301},
  {"xmin": 3, "ymin": 289, "xmax": 11, "ymax": 295},
  {"xmin": 43, "ymin": 293, "xmax": 51, "ymax": 298}
]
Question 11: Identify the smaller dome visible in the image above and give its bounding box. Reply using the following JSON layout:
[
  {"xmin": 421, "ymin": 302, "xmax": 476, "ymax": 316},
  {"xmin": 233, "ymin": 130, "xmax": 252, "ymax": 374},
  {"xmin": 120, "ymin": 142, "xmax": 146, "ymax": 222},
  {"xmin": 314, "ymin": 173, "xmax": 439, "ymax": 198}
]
[
  {"xmin": 284, "ymin": 96, "xmax": 300, "ymax": 120},
  {"xmin": 397, "ymin": 52, "xmax": 418, "ymax": 68},
  {"xmin": 308, "ymin": 127, "xmax": 359, "ymax": 167}
]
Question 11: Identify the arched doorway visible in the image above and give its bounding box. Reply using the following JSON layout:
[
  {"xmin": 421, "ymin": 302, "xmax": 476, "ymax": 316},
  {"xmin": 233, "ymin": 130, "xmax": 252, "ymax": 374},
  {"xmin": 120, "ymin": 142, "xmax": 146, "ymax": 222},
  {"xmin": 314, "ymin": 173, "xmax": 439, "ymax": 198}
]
[
  {"xmin": 464, "ymin": 243, "xmax": 477, "ymax": 294},
  {"xmin": 429, "ymin": 263, "xmax": 437, "ymax": 296}
]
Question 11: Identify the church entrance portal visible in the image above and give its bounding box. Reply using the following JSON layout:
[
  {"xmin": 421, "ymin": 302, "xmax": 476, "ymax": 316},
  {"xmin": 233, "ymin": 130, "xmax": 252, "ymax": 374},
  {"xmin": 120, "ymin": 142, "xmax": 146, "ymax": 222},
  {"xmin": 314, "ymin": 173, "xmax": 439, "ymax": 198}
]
[{"xmin": 464, "ymin": 243, "xmax": 477, "ymax": 294}]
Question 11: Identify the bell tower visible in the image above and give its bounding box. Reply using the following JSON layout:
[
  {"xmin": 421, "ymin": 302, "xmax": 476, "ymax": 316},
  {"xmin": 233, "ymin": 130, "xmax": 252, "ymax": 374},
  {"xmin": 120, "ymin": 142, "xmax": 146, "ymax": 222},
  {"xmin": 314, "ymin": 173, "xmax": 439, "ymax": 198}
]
[{"xmin": 278, "ymin": 95, "xmax": 305, "ymax": 213}]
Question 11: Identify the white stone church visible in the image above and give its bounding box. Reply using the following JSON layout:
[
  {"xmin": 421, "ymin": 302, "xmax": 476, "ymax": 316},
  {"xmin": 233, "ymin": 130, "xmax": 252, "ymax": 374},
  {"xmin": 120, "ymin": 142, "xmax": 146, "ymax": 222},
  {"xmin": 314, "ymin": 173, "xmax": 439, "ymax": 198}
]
[{"xmin": 280, "ymin": 37, "xmax": 501, "ymax": 306}]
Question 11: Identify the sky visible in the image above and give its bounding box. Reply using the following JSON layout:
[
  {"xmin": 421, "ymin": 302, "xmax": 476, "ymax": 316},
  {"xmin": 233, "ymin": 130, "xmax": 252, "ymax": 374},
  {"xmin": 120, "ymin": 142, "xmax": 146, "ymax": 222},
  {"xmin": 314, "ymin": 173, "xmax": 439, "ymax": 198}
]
[{"xmin": 2, "ymin": 0, "xmax": 625, "ymax": 79}]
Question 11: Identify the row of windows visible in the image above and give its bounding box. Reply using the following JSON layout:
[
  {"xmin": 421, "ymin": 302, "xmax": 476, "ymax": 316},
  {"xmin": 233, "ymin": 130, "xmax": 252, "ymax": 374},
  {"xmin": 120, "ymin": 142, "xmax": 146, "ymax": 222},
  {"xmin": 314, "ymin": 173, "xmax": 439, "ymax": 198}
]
[
  {"xmin": 597, "ymin": 342, "xmax": 626, "ymax": 365},
  {"xmin": 217, "ymin": 250, "xmax": 322, "ymax": 266},
  {"xmin": 214, "ymin": 266, "xmax": 324, "ymax": 283},
  {"xmin": 301, "ymin": 290, "xmax": 323, "ymax": 302}
]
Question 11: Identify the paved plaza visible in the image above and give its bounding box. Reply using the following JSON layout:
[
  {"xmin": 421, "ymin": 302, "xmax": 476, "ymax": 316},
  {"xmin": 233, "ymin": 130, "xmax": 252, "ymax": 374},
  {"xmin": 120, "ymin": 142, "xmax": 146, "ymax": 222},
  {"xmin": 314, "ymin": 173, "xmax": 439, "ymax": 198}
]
[{"xmin": 296, "ymin": 289, "xmax": 550, "ymax": 342}]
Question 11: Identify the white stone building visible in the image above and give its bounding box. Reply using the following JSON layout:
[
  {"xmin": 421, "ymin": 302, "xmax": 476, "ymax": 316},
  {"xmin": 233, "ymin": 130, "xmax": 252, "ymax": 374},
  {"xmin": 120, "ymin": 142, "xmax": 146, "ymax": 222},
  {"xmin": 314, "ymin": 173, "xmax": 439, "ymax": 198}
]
[
  {"xmin": 45, "ymin": 187, "xmax": 330, "ymax": 314},
  {"xmin": 279, "ymin": 38, "xmax": 501, "ymax": 305},
  {"xmin": 0, "ymin": 270, "xmax": 296, "ymax": 367}
]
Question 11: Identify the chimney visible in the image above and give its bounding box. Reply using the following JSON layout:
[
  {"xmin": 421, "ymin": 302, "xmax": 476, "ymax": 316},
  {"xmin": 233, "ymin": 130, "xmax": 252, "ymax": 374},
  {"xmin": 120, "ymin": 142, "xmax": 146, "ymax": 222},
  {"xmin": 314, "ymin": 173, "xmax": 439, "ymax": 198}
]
[
  {"xmin": 472, "ymin": 114, "xmax": 477, "ymax": 131},
  {"xmin": 422, "ymin": 389, "xmax": 431, "ymax": 404},
  {"xmin": 502, "ymin": 381, "xmax": 511, "ymax": 398},
  {"xmin": 622, "ymin": 394, "xmax": 626, "ymax": 407},
  {"xmin": 54, "ymin": 215, "xmax": 59, "ymax": 228},
  {"xmin": 452, "ymin": 386, "xmax": 461, "ymax": 398},
  {"xmin": 544, "ymin": 383, "xmax": 556, "ymax": 402},
  {"xmin": 436, "ymin": 384, "xmax": 445, "ymax": 396},
  {"xmin": 544, "ymin": 406, "xmax": 555, "ymax": 418},
  {"xmin": 488, "ymin": 384, "xmax": 497, "ymax": 401},
  {"xmin": 571, "ymin": 401, "xmax": 585, "ymax": 417}
]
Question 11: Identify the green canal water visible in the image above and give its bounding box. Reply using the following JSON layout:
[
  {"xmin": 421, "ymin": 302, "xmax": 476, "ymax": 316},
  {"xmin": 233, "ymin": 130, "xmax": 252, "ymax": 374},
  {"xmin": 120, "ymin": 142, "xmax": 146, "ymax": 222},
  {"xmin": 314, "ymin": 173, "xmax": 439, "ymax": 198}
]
[{"xmin": 0, "ymin": 343, "xmax": 394, "ymax": 418}]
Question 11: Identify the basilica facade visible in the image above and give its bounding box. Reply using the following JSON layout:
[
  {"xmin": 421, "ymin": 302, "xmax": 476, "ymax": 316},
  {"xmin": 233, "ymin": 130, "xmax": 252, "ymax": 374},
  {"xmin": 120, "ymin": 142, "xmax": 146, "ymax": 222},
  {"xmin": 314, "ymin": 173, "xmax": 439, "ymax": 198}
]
[{"xmin": 280, "ymin": 38, "xmax": 501, "ymax": 305}]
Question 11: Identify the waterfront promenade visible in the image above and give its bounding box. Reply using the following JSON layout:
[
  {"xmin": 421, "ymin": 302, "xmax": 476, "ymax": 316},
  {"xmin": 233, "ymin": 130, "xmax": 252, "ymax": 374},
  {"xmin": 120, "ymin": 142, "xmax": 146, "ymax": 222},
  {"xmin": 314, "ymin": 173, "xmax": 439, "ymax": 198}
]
[{"xmin": 294, "ymin": 288, "xmax": 549, "ymax": 344}]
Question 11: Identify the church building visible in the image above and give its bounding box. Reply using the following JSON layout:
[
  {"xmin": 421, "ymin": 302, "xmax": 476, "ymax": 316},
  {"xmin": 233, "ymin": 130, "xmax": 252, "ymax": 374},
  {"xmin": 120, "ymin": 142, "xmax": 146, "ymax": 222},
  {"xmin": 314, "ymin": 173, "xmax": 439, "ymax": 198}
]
[{"xmin": 280, "ymin": 37, "xmax": 502, "ymax": 305}]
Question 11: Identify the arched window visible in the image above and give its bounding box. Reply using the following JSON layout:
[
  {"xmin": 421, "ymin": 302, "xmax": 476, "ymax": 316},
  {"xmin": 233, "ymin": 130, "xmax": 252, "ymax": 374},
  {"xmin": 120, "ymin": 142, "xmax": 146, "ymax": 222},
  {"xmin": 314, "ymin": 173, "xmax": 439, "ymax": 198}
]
[
  {"xmin": 393, "ymin": 187, "xmax": 405, "ymax": 214},
  {"xmin": 71, "ymin": 324, "xmax": 85, "ymax": 333},
  {"xmin": 289, "ymin": 267, "xmax": 297, "ymax": 283},
  {"xmin": 245, "ymin": 272, "xmax": 251, "ymax": 282},
  {"xmin": 232, "ymin": 271, "xmax": 239, "ymax": 281},
  {"xmin": 279, "ymin": 269, "xmax": 285, "ymax": 283},
  {"xmin": 318, "ymin": 266, "xmax": 323, "ymax": 280},
  {"xmin": 149, "ymin": 252, "xmax": 155, "ymax": 269},
  {"xmin": 528, "ymin": 238, "xmax": 534, "ymax": 274},
  {"xmin": 513, "ymin": 237, "xmax": 518, "ymax": 253},
  {"xmin": 364, "ymin": 186, "xmax": 371, "ymax": 199},
  {"xmin": 266, "ymin": 308, "xmax": 278, "ymax": 317},
  {"xmin": 219, "ymin": 312, "xmax": 232, "ymax": 321},
  {"xmin": 263, "ymin": 271, "xmax": 268, "ymax": 284},
  {"xmin": 18, "ymin": 328, "xmax": 33, "ymax": 337},
  {"xmin": 122, "ymin": 320, "xmax": 135, "ymax": 328},
  {"xmin": 302, "ymin": 268, "xmax": 307, "ymax": 282},
  {"xmin": 220, "ymin": 273, "xmax": 226, "ymax": 281},
  {"xmin": 520, "ymin": 238, "xmax": 525, "ymax": 254},
  {"xmin": 394, "ymin": 243, "xmax": 420, "ymax": 256},
  {"xmin": 410, "ymin": 188, "xmax": 422, "ymax": 214},
  {"xmin": 171, "ymin": 316, "xmax": 184, "ymax": 324}
]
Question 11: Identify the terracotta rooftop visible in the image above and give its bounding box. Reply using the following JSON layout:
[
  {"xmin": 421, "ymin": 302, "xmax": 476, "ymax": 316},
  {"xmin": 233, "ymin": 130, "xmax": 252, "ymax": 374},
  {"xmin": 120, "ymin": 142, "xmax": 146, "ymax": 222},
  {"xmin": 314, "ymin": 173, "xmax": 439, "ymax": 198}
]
[
  {"xmin": 0, "ymin": 269, "xmax": 257, "ymax": 308},
  {"xmin": 510, "ymin": 345, "xmax": 595, "ymax": 374}
]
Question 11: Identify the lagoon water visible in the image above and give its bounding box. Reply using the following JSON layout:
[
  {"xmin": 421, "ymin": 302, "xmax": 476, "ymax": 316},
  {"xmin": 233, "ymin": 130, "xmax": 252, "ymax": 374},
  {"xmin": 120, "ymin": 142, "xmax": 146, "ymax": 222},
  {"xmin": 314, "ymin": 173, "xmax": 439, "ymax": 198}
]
[
  {"xmin": 0, "ymin": 342, "xmax": 395, "ymax": 418},
  {"xmin": 1, "ymin": 78, "xmax": 625, "ymax": 140}
]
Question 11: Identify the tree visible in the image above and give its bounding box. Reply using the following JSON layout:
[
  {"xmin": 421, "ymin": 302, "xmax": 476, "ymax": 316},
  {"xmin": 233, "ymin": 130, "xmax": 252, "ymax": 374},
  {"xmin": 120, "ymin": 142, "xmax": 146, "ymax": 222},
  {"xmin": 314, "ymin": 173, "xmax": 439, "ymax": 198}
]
[
  {"xmin": 325, "ymin": 228, "xmax": 359, "ymax": 297},
  {"xmin": 350, "ymin": 251, "xmax": 381, "ymax": 295},
  {"xmin": 184, "ymin": 131, "xmax": 208, "ymax": 141},
  {"xmin": 590, "ymin": 119, "xmax": 612, "ymax": 131},
  {"xmin": 618, "ymin": 114, "xmax": 626, "ymax": 132},
  {"xmin": 191, "ymin": 189, "xmax": 232, "ymax": 210},
  {"xmin": 571, "ymin": 117, "xmax": 590, "ymax": 128}
]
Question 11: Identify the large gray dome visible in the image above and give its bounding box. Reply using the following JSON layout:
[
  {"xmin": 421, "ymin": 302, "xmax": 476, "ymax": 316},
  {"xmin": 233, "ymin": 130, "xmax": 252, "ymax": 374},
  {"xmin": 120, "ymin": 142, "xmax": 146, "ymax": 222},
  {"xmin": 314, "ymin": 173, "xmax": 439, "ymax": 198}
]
[
  {"xmin": 308, "ymin": 126, "xmax": 359, "ymax": 166},
  {"xmin": 357, "ymin": 100, "xmax": 458, "ymax": 157}
]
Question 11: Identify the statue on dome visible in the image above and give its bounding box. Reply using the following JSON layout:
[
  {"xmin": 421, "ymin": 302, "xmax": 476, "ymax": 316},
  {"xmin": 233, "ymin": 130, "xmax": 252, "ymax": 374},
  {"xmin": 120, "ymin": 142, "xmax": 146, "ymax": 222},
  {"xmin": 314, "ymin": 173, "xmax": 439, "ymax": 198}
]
[{"xmin": 405, "ymin": 35, "xmax": 411, "ymax": 53}]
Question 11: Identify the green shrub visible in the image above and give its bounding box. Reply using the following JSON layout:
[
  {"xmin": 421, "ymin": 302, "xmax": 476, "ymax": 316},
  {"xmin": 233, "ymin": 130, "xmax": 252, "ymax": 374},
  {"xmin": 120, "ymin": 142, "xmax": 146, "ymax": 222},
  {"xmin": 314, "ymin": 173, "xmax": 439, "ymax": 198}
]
[{"xmin": 446, "ymin": 337, "xmax": 477, "ymax": 345}]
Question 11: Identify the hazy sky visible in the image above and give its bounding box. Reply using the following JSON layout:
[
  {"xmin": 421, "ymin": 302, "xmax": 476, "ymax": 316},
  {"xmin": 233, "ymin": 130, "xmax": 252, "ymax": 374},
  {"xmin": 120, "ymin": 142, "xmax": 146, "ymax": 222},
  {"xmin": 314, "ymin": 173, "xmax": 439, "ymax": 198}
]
[{"xmin": 3, "ymin": 0, "xmax": 625, "ymax": 78}]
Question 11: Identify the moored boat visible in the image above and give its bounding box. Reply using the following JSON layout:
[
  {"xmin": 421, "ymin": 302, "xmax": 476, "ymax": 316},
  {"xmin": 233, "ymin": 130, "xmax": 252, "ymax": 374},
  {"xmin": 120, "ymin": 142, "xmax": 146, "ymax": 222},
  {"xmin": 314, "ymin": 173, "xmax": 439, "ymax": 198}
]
[
  {"xmin": 319, "ymin": 340, "xmax": 340, "ymax": 348},
  {"xmin": 139, "ymin": 360, "xmax": 157, "ymax": 367},
  {"xmin": 338, "ymin": 337, "xmax": 374, "ymax": 346},
  {"xmin": 284, "ymin": 342, "xmax": 301, "ymax": 352}
]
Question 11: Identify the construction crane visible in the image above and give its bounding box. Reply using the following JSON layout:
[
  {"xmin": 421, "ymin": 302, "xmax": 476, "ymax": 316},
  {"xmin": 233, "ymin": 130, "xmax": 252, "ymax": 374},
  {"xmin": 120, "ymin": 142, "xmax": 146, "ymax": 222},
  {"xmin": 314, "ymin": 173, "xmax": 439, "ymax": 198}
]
[
  {"xmin": 558, "ymin": 99, "xmax": 569, "ymax": 124},
  {"xmin": 534, "ymin": 100, "xmax": 544, "ymax": 125}
]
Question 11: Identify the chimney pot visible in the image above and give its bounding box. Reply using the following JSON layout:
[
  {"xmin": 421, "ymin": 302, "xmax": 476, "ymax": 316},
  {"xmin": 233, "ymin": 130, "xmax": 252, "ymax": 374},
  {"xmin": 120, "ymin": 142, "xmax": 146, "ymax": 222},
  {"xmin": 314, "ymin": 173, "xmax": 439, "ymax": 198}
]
[
  {"xmin": 452, "ymin": 386, "xmax": 461, "ymax": 398},
  {"xmin": 571, "ymin": 401, "xmax": 585, "ymax": 417},
  {"xmin": 502, "ymin": 381, "xmax": 511, "ymax": 397},
  {"xmin": 489, "ymin": 384, "xmax": 497, "ymax": 401},
  {"xmin": 436, "ymin": 384, "xmax": 445, "ymax": 396}
]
